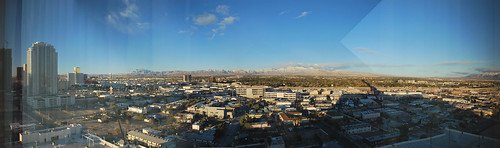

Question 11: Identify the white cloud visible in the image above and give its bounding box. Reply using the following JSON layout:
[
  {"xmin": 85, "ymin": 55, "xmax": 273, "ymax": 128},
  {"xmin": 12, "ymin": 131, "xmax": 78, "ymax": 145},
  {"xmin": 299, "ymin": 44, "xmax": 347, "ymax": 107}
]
[
  {"xmin": 352, "ymin": 47, "xmax": 383, "ymax": 55},
  {"xmin": 219, "ymin": 16, "xmax": 238, "ymax": 26},
  {"xmin": 216, "ymin": 5, "xmax": 230, "ymax": 15},
  {"xmin": 178, "ymin": 26, "xmax": 198, "ymax": 36},
  {"xmin": 119, "ymin": 0, "xmax": 139, "ymax": 18},
  {"xmin": 295, "ymin": 11, "xmax": 310, "ymax": 19},
  {"xmin": 106, "ymin": 0, "xmax": 149, "ymax": 33},
  {"xmin": 211, "ymin": 16, "xmax": 239, "ymax": 38},
  {"xmin": 435, "ymin": 60, "xmax": 478, "ymax": 66},
  {"xmin": 279, "ymin": 10, "xmax": 288, "ymax": 16},
  {"xmin": 193, "ymin": 13, "xmax": 217, "ymax": 25},
  {"xmin": 188, "ymin": 5, "xmax": 239, "ymax": 39}
]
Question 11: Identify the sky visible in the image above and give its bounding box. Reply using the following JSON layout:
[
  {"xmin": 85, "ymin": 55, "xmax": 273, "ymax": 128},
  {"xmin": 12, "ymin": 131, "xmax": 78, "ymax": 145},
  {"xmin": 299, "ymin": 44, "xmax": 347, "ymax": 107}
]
[{"xmin": 4, "ymin": 0, "xmax": 500, "ymax": 77}]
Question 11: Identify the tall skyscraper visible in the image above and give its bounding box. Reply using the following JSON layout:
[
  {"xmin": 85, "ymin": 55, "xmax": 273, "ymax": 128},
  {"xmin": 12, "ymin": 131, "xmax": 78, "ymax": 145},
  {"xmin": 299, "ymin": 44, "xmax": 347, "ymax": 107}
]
[
  {"xmin": 25, "ymin": 42, "xmax": 74, "ymax": 109},
  {"xmin": 11, "ymin": 67, "xmax": 23, "ymax": 142},
  {"xmin": 183, "ymin": 74, "xmax": 192, "ymax": 82},
  {"xmin": 73, "ymin": 67, "xmax": 80, "ymax": 74},
  {"xmin": 0, "ymin": 48, "xmax": 12, "ymax": 102},
  {"xmin": 0, "ymin": 48, "xmax": 13, "ymax": 146},
  {"xmin": 68, "ymin": 66, "xmax": 86, "ymax": 85},
  {"xmin": 22, "ymin": 64, "xmax": 27, "ymax": 97},
  {"xmin": 13, "ymin": 67, "xmax": 23, "ymax": 120},
  {"xmin": 26, "ymin": 42, "xmax": 58, "ymax": 97}
]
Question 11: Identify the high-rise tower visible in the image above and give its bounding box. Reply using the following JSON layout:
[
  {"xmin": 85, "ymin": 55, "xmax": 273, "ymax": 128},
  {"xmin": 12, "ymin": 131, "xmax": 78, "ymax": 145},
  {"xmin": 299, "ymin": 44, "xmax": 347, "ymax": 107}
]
[
  {"xmin": 68, "ymin": 67, "xmax": 86, "ymax": 85},
  {"xmin": 183, "ymin": 74, "xmax": 192, "ymax": 82},
  {"xmin": 73, "ymin": 67, "xmax": 80, "ymax": 74},
  {"xmin": 26, "ymin": 42, "xmax": 58, "ymax": 97},
  {"xmin": 0, "ymin": 48, "xmax": 13, "ymax": 146}
]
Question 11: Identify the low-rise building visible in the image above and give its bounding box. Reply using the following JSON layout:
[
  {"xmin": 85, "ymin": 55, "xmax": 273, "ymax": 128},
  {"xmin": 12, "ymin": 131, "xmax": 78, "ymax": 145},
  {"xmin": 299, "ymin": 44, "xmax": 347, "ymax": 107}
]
[
  {"xmin": 473, "ymin": 108, "xmax": 494, "ymax": 117},
  {"xmin": 442, "ymin": 98, "xmax": 470, "ymax": 104},
  {"xmin": 278, "ymin": 112, "xmax": 308, "ymax": 126},
  {"xmin": 353, "ymin": 110, "xmax": 381, "ymax": 120},
  {"xmin": 187, "ymin": 105, "xmax": 234, "ymax": 119},
  {"xmin": 142, "ymin": 128, "xmax": 161, "ymax": 136},
  {"xmin": 20, "ymin": 124, "xmax": 82, "ymax": 144},
  {"xmin": 205, "ymin": 106, "xmax": 234, "ymax": 119},
  {"xmin": 275, "ymin": 101, "xmax": 293, "ymax": 108},
  {"xmin": 325, "ymin": 111, "xmax": 344, "ymax": 120},
  {"xmin": 236, "ymin": 87, "xmax": 267, "ymax": 98},
  {"xmin": 248, "ymin": 122, "xmax": 271, "ymax": 129},
  {"xmin": 27, "ymin": 95, "xmax": 75, "ymax": 109},
  {"xmin": 192, "ymin": 121, "xmax": 204, "ymax": 130},
  {"xmin": 128, "ymin": 106, "xmax": 148, "ymax": 114},
  {"xmin": 127, "ymin": 130, "xmax": 173, "ymax": 148},
  {"xmin": 341, "ymin": 123, "xmax": 371, "ymax": 134},
  {"xmin": 264, "ymin": 92, "xmax": 298, "ymax": 99}
]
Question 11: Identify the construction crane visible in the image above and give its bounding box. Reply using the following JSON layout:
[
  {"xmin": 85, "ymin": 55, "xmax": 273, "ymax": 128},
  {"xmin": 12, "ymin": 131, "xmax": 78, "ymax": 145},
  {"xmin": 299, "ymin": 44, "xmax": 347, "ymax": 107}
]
[
  {"xmin": 362, "ymin": 80, "xmax": 382, "ymax": 95},
  {"xmin": 118, "ymin": 117, "xmax": 129, "ymax": 146}
]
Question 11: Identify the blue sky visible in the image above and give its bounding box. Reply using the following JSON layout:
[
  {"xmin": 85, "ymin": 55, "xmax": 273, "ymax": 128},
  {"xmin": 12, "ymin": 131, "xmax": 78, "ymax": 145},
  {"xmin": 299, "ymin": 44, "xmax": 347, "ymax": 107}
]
[{"xmin": 6, "ymin": 0, "xmax": 499, "ymax": 77}]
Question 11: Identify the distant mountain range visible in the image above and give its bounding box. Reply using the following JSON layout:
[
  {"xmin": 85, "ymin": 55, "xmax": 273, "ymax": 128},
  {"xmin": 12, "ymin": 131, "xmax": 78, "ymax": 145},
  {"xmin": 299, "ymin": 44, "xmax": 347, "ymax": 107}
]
[
  {"xmin": 465, "ymin": 71, "xmax": 500, "ymax": 80},
  {"xmin": 116, "ymin": 66, "xmax": 500, "ymax": 80},
  {"xmin": 129, "ymin": 66, "xmax": 382, "ymax": 77},
  {"xmin": 255, "ymin": 66, "xmax": 381, "ymax": 77}
]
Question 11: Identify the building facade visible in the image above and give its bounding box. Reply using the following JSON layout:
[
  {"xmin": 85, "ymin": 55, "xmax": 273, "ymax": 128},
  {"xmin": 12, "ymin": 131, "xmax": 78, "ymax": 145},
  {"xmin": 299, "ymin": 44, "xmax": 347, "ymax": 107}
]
[
  {"xmin": 26, "ymin": 42, "xmax": 58, "ymax": 97},
  {"xmin": 264, "ymin": 92, "xmax": 298, "ymax": 99},
  {"xmin": 68, "ymin": 67, "xmax": 86, "ymax": 85},
  {"xmin": 342, "ymin": 123, "xmax": 372, "ymax": 134},
  {"xmin": 183, "ymin": 74, "xmax": 192, "ymax": 82},
  {"xmin": 236, "ymin": 87, "xmax": 267, "ymax": 99},
  {"xmin": 127, "ymin": 130, "xmax": 172, "ymax": 148},
  {"xmin": 128, "ymin": 106, "xmax": 148, "ymax": 114},
  {"xmin": 20, "ymin": 124, "xmax": 82, "ymax": 144},
  {"xmin": 187, "ymin": 106, "xmax": 234, "ymax": 119},
  {"xmin": 68, "ymin": 67, "xmax": 87, "ymax": 85},
  {"xmin": 0, "ymin": 48, "xmax": 13, "ymax": 146},
  {"xmin": 27, "ymin": 96, "xmax": 75, "ymax": 109}
]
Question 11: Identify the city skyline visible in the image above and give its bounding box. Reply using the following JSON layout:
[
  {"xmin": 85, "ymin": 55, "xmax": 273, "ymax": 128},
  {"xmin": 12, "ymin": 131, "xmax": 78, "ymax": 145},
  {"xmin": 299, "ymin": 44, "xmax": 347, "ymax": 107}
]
[
  {"xmin": 2, "ymin": 1, "xmax": 500, "ymax": 148},
  {"xmin": 4, "ymin": 0, "xmax": 500, "ymax": 77}
]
